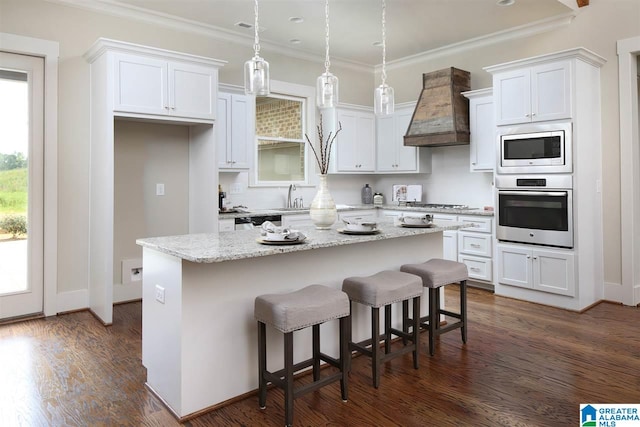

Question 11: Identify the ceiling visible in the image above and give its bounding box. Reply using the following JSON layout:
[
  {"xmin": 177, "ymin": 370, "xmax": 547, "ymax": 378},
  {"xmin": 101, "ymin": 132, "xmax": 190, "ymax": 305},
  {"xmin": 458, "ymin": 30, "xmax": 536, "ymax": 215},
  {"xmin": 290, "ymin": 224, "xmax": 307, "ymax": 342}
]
[{"xmin": 98, "ymin": 0, "xmax": 574, "ymax": 67}]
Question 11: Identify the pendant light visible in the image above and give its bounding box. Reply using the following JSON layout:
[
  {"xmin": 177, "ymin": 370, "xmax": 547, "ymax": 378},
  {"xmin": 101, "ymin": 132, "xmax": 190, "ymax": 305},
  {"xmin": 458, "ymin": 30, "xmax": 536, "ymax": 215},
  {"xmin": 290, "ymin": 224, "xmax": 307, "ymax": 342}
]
[
  {"xmin": 316, "ymin": 0, "xmax": 338, "ymax": 109},
  {"xmin": 244, "ymin": 0, "xmax": 270, "ymax": 96},
  {"xmin": 374, "ymin": 0, "xmax": 394, "ymax": 116}
]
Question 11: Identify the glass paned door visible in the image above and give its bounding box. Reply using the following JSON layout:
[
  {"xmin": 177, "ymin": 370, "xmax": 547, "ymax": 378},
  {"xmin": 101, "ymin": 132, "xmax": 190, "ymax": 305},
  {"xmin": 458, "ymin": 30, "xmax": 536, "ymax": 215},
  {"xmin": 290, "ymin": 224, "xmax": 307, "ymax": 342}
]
[{"xmin": 0, "ymin": 52, "xmax": 44, "ymax": 319}]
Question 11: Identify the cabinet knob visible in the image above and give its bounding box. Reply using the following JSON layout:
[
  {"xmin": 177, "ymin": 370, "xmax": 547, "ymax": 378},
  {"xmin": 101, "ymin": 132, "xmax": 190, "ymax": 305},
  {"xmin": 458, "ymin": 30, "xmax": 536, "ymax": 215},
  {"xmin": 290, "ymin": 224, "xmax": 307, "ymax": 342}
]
[
  {"xmin": 531, "ymin": 112, "xmax": 536, "ymax": 116},
  {"xmin": 526, "ymin": 255, "xmax": 531, "ymax": 259},
  {"xmin": 533, "ymin": 256, "xmax": 538, "ymax": 260},
  {"xmin": 471, "ymin": 162, "xmax": 476, "ymax": 165}
]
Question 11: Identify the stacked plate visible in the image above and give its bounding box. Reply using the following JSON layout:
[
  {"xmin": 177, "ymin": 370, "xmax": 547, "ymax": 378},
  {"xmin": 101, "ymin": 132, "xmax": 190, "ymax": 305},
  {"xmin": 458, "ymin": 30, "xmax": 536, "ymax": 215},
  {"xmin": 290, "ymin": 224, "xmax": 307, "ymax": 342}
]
[
  {"xmin": 338, "ymin": 218, "xmax": 380, "ymax": 235},
  {"xmin": 257, "ymin": 222, "xmax": 307, "ymax": 245}
]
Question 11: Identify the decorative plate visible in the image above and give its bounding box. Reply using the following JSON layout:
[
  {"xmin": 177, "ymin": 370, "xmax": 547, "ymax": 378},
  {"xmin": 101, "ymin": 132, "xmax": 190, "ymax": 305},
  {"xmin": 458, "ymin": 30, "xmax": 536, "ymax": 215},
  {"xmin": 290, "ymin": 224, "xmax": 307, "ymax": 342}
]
[
  {"xmin": 399, "ymin": 223, "xmax": 436, "ymax": 228},
  {"xmin": 256, "ymin": 237, "xmax": 307, "ymax": 245},
  {"xmin": 337, "ymin": 228, "xmax": 381, "ymax": 235}
]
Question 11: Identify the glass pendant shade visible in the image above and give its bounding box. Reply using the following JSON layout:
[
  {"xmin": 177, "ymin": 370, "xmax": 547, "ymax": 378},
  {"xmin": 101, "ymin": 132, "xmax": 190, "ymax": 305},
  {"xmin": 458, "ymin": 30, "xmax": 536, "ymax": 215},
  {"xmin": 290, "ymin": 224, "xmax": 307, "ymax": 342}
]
[
  {"xmin": 244, "ymin": 55, "xmax": 270, "ymax": 96},
  {"xmin": 316, "ymin": 72, "xmax": 338, "ymax": 109},
  {"xmin": 374, "ymin": 83, "xmax": 394, "ymax": 116}
]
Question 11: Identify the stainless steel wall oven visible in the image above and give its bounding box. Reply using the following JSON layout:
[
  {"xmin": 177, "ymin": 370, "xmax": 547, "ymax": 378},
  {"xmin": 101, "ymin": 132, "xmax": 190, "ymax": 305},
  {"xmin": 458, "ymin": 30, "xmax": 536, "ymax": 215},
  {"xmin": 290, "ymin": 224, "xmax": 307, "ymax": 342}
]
[{"xmin": 496, "ymin": 175, "xmax": 573, "ymax": 248}]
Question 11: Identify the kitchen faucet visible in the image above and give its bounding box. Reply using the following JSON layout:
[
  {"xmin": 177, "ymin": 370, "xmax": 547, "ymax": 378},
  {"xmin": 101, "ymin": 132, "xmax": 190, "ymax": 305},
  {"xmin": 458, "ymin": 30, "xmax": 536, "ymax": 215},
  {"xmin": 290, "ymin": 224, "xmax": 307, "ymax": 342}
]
[{"xmin": 287, "ymin": 184, "xmax": 297, "ymax": 208}]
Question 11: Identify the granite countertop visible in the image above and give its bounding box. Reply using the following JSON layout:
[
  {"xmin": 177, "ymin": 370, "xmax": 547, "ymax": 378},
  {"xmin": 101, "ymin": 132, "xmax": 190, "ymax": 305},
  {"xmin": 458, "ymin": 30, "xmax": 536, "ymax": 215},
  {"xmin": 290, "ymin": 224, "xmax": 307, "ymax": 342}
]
[
  {"xmin": 136, "ymin": 221, "xmax": 464, "ymax": 263},
  {"xmin": 218, "ymin": 204, "xmax": 494, "ymax": 219}
]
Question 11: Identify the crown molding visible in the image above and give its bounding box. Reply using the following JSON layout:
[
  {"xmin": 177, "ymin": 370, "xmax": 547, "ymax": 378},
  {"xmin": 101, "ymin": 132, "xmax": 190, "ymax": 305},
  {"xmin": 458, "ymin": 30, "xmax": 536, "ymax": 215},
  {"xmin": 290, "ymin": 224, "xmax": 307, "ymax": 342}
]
[
  {"xmin": 42, "ymin": 0, "xmax": 372, "ymax": 73},
  {"xmin": 377, "ymin": 11, "xmax": 577, "ymax": 73},
  {"xmin": 45, "ymin": 0, "xmax": 577, "ymax": 77}
]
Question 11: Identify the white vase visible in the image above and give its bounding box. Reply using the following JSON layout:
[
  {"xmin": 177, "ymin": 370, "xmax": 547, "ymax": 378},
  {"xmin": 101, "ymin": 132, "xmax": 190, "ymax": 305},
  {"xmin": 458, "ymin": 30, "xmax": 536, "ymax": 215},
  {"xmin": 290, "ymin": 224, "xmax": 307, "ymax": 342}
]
[{"xmin": 309, "ymin": 174, "xmax": 337, "ymax": 229}]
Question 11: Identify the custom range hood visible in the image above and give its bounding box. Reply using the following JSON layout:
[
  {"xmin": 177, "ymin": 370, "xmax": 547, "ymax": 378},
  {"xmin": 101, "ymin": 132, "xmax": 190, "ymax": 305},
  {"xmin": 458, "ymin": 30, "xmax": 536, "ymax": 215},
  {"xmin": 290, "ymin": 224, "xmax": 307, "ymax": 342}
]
[{"xmin": 404, "ymin": 67, "xmax": 471, "ymax": 147}]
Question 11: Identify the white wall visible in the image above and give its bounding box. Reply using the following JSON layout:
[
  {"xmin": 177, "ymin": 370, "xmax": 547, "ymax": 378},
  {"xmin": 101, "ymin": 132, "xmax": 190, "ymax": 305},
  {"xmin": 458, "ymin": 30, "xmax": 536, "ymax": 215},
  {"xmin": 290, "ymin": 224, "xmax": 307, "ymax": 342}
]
[{"xmin": 114, "ymin": 121, "xmax": 190, "ymax": 285}]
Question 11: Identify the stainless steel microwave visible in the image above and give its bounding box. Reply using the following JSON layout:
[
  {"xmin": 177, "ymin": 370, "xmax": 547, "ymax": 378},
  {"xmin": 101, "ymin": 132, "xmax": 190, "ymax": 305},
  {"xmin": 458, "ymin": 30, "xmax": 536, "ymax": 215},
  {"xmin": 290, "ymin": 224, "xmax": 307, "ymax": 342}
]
[{"xmin": 497, "ymin": 121, "xmax": 572, "ymax": 174}]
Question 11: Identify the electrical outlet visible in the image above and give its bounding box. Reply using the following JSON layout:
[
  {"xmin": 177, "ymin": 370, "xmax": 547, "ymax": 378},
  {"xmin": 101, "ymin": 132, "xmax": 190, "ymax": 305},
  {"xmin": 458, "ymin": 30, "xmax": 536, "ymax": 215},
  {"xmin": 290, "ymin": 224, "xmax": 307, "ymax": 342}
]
[
  {"xmin": 155, "ymin": 285, "xmax": 165, "ymax": 304},
  {"xmin": 156, "ymin": 183, "xmax": 165, "ymax": 196},
  {"xmin": 130, "ymin": 267, "xmax": 142, "ymax": 282}
]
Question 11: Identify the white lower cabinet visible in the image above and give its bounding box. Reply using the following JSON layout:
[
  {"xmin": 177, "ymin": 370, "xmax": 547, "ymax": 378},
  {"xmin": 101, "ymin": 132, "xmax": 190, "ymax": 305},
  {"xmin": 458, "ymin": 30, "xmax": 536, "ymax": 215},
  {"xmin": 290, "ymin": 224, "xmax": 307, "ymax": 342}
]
[
  {"xmin": 442, "ymin": 231, "xmax": 458, "ymax": 261},
  {"xmin": 434, "ymin": 214, "xmax": 494, "ymax": 284},
  {"xmin": 496, "ymin": 243, "xmax": 575, "ymax": 296}
]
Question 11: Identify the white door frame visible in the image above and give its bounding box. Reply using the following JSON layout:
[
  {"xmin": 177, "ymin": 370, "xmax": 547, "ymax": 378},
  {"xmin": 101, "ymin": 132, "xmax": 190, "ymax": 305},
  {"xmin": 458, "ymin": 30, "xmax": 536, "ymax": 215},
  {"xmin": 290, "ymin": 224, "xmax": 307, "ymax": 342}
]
[
  {"xmin": 617, "ymin": 36, "xmax": 640, "ymax": 306},
  {"xmin": 0, "ymin": 33, "xmax": 58, "ymax": 316}
]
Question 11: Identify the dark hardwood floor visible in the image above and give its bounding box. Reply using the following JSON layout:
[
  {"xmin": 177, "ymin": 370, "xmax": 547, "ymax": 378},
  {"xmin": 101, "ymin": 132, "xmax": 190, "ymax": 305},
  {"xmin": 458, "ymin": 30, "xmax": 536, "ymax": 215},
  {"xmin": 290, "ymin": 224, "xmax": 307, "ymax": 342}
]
[{"xmin": 1, "ymin": 287, "xmax": 639, "ymax": 426}]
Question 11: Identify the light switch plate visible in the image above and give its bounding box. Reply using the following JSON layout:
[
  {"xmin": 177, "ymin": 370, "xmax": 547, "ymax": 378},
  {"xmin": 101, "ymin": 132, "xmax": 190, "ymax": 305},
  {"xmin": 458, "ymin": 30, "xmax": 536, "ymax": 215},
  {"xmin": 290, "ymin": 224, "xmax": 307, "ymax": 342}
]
[{"xmin": 156, "ymin": 183, "xmax": 165, "ymax": 196}]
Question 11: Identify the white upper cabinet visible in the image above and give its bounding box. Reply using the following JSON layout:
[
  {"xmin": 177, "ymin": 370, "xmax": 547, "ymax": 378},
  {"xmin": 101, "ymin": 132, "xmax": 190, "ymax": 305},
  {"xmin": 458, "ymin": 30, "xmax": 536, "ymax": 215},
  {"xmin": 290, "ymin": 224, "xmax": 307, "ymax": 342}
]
[
  {"xmin": 113, "ymin": 52, "xmax": 218, "ymax": 120},
  {"xmin": 491, "ymin": 60, "xmax": 571, "ymax": 126},
  {"xmin": 217, "ymin": 91, "xmax": 251, "ymax": 170},
  {"xmin": 376, "ymin": 104, "xmax": 431, "ymax": 173},
  {"xmin": 331, "ymin": 107, "xmax": 375, "ymax": 173},
  {"xmin": 463, "ymin": 88, "xmax": 495, "ymax": 172}
]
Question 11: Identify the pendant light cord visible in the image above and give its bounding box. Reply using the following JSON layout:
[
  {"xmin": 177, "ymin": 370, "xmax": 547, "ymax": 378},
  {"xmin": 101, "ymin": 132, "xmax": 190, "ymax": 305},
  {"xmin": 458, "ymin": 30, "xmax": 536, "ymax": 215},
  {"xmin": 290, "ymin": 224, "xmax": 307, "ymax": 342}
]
[
  {"xmin": 381, "ymin": 0, "xmax": 387, "ymax": 86},
  {"xmin": 253, "ymin": 0, "xmax": 260, "ymax": 58},
  {"xmin": 324, "ymin": 0, "xmax": 331, "ymax": 75}
]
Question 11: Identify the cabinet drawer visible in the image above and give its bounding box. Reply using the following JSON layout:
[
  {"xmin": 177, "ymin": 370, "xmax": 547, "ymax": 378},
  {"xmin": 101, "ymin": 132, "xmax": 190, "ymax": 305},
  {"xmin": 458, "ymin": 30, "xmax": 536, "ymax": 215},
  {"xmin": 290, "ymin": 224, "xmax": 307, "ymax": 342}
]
[
  {"xmin": 458, "ymin": 216, "xmax": 492, "ymax": 233},
  {"xmin": 432, "ymin": 214, "xmax": 458, "ymax": 224},
  {"xmin": 458, "ymin": 254, "xmax": 493, "ymax": 282},
  {"xmin": 458, "ymin": 232, "xmax": 492, "ymax": 257}
]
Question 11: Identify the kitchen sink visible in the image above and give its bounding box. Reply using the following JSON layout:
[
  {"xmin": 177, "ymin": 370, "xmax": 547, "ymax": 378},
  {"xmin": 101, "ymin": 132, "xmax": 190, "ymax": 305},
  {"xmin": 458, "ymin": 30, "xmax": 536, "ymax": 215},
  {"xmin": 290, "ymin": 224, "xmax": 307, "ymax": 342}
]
[{"xmin": 273, "ymin": 207, "xmax": 309, "ymax": 212}]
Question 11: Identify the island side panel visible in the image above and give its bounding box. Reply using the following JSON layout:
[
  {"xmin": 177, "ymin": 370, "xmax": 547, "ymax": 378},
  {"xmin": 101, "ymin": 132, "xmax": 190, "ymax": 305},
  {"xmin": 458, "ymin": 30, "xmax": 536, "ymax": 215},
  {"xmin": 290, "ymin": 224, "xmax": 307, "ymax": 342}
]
[
  {"xmin": 142, "ymin": 248, "xmax": 184, "ymax": 415},
  {"xmin": 178, "ymin": 232, "xmax": 443, "ymax": 417}
]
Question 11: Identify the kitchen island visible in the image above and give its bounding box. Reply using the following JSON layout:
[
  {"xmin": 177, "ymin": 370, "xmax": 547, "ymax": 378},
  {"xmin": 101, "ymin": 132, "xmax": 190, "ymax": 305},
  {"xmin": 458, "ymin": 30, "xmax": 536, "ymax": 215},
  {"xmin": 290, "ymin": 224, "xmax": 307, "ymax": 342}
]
[{"xmin": 137, "ymin": 221, "xmax": 462, "ymax": 419}]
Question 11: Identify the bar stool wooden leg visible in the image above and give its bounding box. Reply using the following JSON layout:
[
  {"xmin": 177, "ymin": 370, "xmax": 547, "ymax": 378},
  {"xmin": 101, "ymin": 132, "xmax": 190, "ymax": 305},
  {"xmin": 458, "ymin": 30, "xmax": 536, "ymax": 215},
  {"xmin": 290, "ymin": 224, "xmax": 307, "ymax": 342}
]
[
  {"xmin": 339, "ymin": 316, "xmax": 349, "ymax": 401},
  {"xmin": 312, "ymin": 324, "xmax": 320, "ymax": 381},
  {"xmin": 284, "ymin": 332, "xmax": 294, "ymax": 427},
  {"xmin": 460, "ymin": 280, "xmax": 468, "ymax": 344},
  {"xmin": 429, "ymin": 288, "xmax": 437, "ymax": 356},
  {"xmin": 371, "ymin": 307, "xmax": 380, "ymax": 388},
  {"xmin": 412, "ymin": 296, "xmax": 420, "ymax": 369},
  {"xmin": 402, "ymin": 299, "xmax": 409, "ymax": 345},
  {"xmin": 258, "ymin": 321, "xmax": 267, "ymax": 409},
  {"xmin": 384, "ymin": 305, "xmax": 392, "ymax": 355},
  {"xmin": 346, "ymin": 301, "xmax": 353, "ymax": 373}
]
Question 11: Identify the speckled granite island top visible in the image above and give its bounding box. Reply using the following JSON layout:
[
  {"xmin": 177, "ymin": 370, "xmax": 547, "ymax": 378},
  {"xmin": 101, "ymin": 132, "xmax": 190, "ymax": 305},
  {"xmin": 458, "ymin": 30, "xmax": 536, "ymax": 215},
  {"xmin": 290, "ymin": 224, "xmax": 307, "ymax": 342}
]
[{"xmin": 136, "ymin": 221, "xmax": 463, "ymax": 264}]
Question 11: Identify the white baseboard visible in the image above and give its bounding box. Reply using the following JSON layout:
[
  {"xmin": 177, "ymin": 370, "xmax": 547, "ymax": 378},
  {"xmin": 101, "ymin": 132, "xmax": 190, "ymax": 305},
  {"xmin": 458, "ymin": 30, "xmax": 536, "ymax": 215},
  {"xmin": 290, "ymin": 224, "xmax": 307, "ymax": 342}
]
[
  {"xmin": 114, "ymin": 282, "xmax": 142, "ymax": 303},
  {"xmin": 603, "ymin": 281, "xmax": 624, "ymax": 303},
  {"xmin": 55, "ymin": 284, "xmax": 141, "ymax": 315},
  {"xmin": 56, "ymin": 289, "xmax": 89, "ymax": 313}
]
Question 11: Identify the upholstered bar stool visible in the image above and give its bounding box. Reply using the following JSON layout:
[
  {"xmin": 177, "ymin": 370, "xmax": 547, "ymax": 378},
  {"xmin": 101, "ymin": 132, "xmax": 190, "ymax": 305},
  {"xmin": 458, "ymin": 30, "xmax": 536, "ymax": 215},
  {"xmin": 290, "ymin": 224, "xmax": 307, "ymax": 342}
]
[
  {"xmin": 400, "ymin": 258, "xmax": 469, "ymax": 356},
  {"xmin": 254, "ymin": 285, "xmax": 350, "ymax": 427},
  {"xmin": 342, "ymin": 270, "xmax": 422, "ymax": 388}
]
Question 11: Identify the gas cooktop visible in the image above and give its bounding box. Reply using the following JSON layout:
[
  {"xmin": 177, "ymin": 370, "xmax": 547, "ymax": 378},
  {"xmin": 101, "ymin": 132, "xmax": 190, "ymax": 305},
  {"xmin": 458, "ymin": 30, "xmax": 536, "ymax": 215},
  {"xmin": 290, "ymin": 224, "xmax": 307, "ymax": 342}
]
[{"xmin": 404, "ymin": 202, "xmax": 471, "ymax": 210}]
